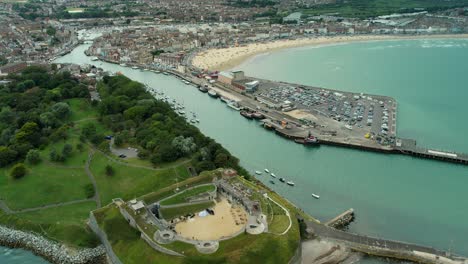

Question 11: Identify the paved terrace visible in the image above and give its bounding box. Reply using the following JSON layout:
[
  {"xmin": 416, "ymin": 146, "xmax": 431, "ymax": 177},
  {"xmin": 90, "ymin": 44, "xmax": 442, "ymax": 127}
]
[{"xmin": 306, "ymin": 220, "xmax": 467, "ymax": 264}]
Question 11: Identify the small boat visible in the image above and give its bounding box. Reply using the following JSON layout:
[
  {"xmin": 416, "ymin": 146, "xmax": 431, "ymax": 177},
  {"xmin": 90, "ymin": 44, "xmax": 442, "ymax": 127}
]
[
  {"xmin": 196, "ymin": 119, "xmax": 200, "ymax": 123},
  {"xmin": 132, "ymin": 66, "xmax": 139, "ymax": 69},
  {"xmin": 184, "ymin": 80, "xmax": 190, "ymax": 85},
  {"xmin": 252, "ymin": 112, "xmax": 265, "ymax": 119},
  {"xmin": 264, "ymin": 169, "xmax": 270, "ymax": 173},
  {"xmin": 255, "ymin": 171, "xmax": 262, "ymax": 175},
  {"xmin": 208, "ymin": 89, "xmax": 219, "ymax": 98},
  {"xmin": 190, "ymin": 119, "xmax": 197, "ymax": 123},
  {"xmin": 91, "ymin": 56, "xmax": 99, "ymax": 61},
  {"xmin": 220, "ymin": 96, "xmax": 230, "ymax": 103},
  {"xmin": 119, "ymin": 63, "xmax": 127, "ymax": 67},
  {"xmin": 269, "ymin": 180, "xmax": 275, "ymax": 184},
  {"xmin": 279, "ymin": 178, "xmax": 286, "ymax": 183},
  {"xmin": 345, "ymin": 124, "xmax": 353, "ymax": 130},
  {"xmin": 155, "ymin": 70, "xmax": 161, "ymax": 73},
  {"xmin": 227, "ymin": 101, "xmax": 241, "ymax": 111},
  {"xmin": 199, "ymin": 86, "xmax": 208, "ymax": 93},
  {"xmin": 240, "ymin": 111, "xmax": 253, "ymax": 119},
  {"xmin": 163, "ymin": 72, "xmax": 168, "ymax": 75},
  {"xmin": 287, "ymin": 181, "xmax": 295, "ymax": 186},
  {"xmin": 312, "ymin": 193, "xmax": 320, "ymax": 199},
  {"xmin": 271, "ymin": 173, "xmax": 276, "ymax": 178},
  {"xmin": 294, "ymin": 131, "xmax": 320, "ymax": 146}
]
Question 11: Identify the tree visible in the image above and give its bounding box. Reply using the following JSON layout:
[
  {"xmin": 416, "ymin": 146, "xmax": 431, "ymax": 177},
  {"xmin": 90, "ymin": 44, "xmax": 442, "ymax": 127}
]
[
  {"xmin": 105, "ymin": 165, "xmax": 115, "ymax": 176},
  {"xmin": 172, "ymin": 136, "xmax": 197, "ymax": 156},
  {"xmin": 46, "ymin": 26, "xmax": 56, "ymax": 36},
  {"xmin": 25, "ymin": 149, "xmax": 41, "ymax": 164},
  {"xmin": 0, "ymin": 146, "xmax": 17, "ymax": 167},
  {"xmin": 81, "ymin": 123, "xmax": 97, "ymax": 138},
  {"xmin": 10, "ymin": 163, "xmax": 26, "ymax": 179},
  {"xmin": 62, "ymin": 144, "xmax": 72, "ymax": 157},
  {"xmin": 84, "ymin": 184, "xmax": 95, "ymax": 198},
  {"xmin": 0, "ymin": 55, "xmax": 7, "ymax": 66},
  {"xmin": 51, "ymin": 102, "xmax": 71, "ymax": 119},
  {"xmin": 40, "ymin": 112, "xmax": 60, "ymax": 128},
  {"xmin": 150, "ymin": 49, "xmax": 165, "ymax": 60}
]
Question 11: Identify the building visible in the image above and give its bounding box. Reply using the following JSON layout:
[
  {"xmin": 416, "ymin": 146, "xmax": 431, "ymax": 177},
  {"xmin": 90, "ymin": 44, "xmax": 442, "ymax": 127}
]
[
  {"xmin": 0, "ymin": 62, "xmax": 28, "ymax": 76},
  {"xmin": 218, "ymin": 70, "xmax": 245, "ymax": 85}
]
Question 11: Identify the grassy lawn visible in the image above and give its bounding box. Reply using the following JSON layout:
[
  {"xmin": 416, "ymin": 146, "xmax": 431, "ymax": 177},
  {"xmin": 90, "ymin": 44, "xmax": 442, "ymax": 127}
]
[
  {"xmin": 0, "ymin": 202, "xmax": 99, "ymax": 248},
  {"xmin": 67, "ymin": 98, "xmax": 98, "ymax": 122},
  {"xmin": 300, "ymin": 0, "xmax": 468, "ymax": 18},
  {"xmin": 160, "ymin": 184, "xmax": 216, "ymax": 206},
  {"xmin": 40, "ymin": 133, "xmax": 89, "ymax": 168},
  {"xmin": 269, "ymin": 215, "xmax": 291, "ymax": 234},
  {"xmin": 0, "ymin": 163, "xmax": 91, "ymax": 210},
  {"xmin": 17, "ymin": 201, "xmax": 96, "ymax": 225},
  {"xmin": 159, "ymin": 201, "xmax": 215, "ymax": 220},
  {"xmin": 140, "ymin": 170, "xmax": 218, "ymax": 204},
  {"xmin": 89, "ymin": 152, "xmax": 191, "ymax": 205},
  {"xmin": 174, "ymin": 164, "xmax": 191, "ymax": 178}
]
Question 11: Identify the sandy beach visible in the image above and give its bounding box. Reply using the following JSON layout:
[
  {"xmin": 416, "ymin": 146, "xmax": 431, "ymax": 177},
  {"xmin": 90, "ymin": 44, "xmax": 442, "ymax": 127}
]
[{"xmin": 191, "ymin": 34, "xmax": 468, "ymax": 71}]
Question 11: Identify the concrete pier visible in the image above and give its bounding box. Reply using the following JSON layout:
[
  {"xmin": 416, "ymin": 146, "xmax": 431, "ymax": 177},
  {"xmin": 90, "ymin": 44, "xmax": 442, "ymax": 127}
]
[{"xmin": 325, "ymin": 208, "xmax": 355, "ymax": 229}]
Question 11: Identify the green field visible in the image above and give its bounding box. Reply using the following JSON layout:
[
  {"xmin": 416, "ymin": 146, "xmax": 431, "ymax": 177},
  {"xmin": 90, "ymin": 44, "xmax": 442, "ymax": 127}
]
[
  {"xmin": 0, "ymin": 163, "xmax": 91, "ymax": 210},
  {"xmin": 301, "ymin": 0, "xmax": 468, "ymax": 18},
  {"xmin": 159, "ymin": 184, "xmax": 216, "ymax": 206},
  {"xmin": 0, "ymin": 201, "xmax": 99, "ymax": 247},
  {"xmin": 140, "ymin": 170, "xmax": 219, "ymax": 204},
  {"xmin": 90, "ymin": 152, "xmax": 191, "ymax": 205},
  {"xmin": 159, "ymin": 201, "xmax": 215, "ymax": 220}
]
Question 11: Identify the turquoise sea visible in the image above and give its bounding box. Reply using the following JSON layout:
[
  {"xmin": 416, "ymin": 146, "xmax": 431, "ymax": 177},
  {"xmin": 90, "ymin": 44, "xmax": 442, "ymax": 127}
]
[{"xmin": 2, "ymin": 38, "xmax": 467, "ymax": 263}]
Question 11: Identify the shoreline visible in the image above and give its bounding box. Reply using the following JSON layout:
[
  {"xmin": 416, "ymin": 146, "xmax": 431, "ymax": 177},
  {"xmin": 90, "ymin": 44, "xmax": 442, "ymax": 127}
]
[
  {"xmin": 0, "ymin": 225, "xmax": 106, "ymax": 264},
  {"xmin": 191, "ymin": 34, "xmax": 468, "ymax": 71}
]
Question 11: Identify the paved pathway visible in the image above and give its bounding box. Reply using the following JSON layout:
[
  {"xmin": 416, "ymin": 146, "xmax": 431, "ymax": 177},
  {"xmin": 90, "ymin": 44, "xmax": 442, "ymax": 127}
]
[{"xmin": 305, "ymin": 220, "xmax": 461, "ymax": 259}]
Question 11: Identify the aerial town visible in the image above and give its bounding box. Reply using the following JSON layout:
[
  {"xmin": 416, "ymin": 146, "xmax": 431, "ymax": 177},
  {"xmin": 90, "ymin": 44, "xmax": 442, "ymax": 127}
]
[{"xmin": 1, "ymin": 0, "xmax": 468, "ymax": 264}]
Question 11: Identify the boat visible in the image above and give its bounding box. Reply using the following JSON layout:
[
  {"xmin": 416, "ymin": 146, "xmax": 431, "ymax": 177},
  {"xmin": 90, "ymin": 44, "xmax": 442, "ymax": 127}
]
[
  {"xmin": 119, "ymin": 63, "xmax": 127, "ymax": 67},
  {"xmin": 271, "ymin": 173, "xmax": 276, "ymax": 178},
  {"xmin": 131, "ymin": 66, "xmax": 139, "ymax": 69},
  {"xmin": 279, "ymin": 178, "xmax": 286, "ymax": 183},
  {"xmin": 220, "ymin": 96, "xmax": 230, "ymax": 103},
  {"xmin": 252, "ymin": 112, "xmax": 265, "ymax": 119},
  {"xmin": 208, "ymin": 89, "xmax": 219, "ymax": 98},
  {"xmin": 287, "ymin": 181, "xmax": 295, "ymax": 186},
  {"xmin": 294, "ymin": 131, "xmax": 320, "ymax": 146},
  {"xmin": 269, "ymin": 180, "xmax": 275, "ymax": 184},
  {"xmin": 264, "ymin": 169, "xmax": 270, "ymax": 173},
  {"xmin": 227, "ymin": 101, "xmax": 241, "ymax": 111},
  {"xmin": 163, "ymin": 72, "xmax": 168, "ymax": 75},
  {"xmin": 91, "ymin": 56, "xmax": 99, "ymax": 61},
  {"xmin": 183, "ymin": 80, "xmax": 190, "ymax": 85},
  {"xmin": 255, "ymin": 171, "xmax": 262, "ymax": 175},
  {"xmin": 199, "ymin": 85, "xmax": 208, "ymax": 93},
  {"xmin": 312, "ymin": 193, "xmax": 320, "ymax": 199},
  {"xmin": 240, "ymin": 111, "xmax": 253, "ymax": 119},
  {"xmin": 190, "ymin": 119, "xmax": 197, "ymax": 123},
  {"xmin": 345, "ymin": 124, "xmax": 353, "ymax": 130}
]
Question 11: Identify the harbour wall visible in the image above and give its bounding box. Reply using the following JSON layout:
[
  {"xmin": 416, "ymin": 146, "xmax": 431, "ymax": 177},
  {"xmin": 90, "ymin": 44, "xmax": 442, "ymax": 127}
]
[{"xmin": 0, "ymin": 224, "xmax": 106, "ymax": 264}]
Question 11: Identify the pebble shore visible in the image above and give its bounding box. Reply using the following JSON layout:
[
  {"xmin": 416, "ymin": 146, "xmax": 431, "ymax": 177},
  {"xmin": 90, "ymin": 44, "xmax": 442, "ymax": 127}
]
[{"xmin": 0, "ymin": 225, "xmax": 106, "ymax": 264}]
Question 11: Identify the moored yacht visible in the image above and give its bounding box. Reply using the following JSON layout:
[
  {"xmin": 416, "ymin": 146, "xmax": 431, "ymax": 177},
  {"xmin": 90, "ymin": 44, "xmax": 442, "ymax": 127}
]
[
  {"xmin": 287, "ymin": 181, "xmax": 295, "ymax": 186},
  {"xmin": 312, "ymin": 193, "xmax": 320, "ymax": 199}
]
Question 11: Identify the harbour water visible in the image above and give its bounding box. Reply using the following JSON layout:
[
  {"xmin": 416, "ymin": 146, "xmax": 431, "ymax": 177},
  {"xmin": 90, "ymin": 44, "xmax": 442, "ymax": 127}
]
[{"xmin": 2, "ymin": 38, "xmax": 467, "ymax": 263}]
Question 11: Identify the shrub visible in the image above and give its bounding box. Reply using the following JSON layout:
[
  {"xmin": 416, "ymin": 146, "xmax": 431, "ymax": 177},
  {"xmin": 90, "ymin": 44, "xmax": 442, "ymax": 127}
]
[
  {"xmin": 10, "ymin": 163, "xmax": 27, "ymax": 179},
  {"xmin": 105, "ymin": 165, "xmax": 115, "ymax": 177},
  {"xmin": 25, "ymin": 149, "xmax": 41, "ymax": 165},
  {"xmin": 84, "ymin": 184, "xmax": 95, "ymax": 198}
]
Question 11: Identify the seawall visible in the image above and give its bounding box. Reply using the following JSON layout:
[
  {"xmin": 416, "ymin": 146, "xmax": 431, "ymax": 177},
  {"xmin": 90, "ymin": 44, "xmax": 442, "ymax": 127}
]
[{"xmin": 0, "ymin": 225, "xmax": 106, "ymax": 264}]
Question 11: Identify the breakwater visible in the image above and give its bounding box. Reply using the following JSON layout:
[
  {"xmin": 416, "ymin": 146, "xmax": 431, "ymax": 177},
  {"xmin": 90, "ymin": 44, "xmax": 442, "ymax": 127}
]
[{"xmin": 0, "ymin": 225, "xmax": 106, "ymax": 264}]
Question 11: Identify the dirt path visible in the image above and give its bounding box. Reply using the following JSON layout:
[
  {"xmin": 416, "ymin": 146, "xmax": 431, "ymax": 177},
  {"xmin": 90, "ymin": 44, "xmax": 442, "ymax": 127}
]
[
  {"xmin": 0, "ymin": 198, "xmax": 94, "ymax": 214},
  {"xmin": 85, "ymin": 149, "xmax": 101, "ymax": 207}
]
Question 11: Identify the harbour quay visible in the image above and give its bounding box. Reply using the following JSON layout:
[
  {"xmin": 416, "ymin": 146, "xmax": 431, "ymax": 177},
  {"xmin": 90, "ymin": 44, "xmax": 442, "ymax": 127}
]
[{"xmin": 172, "ymin": 69, "xmax": 468, "ymax": 165}]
